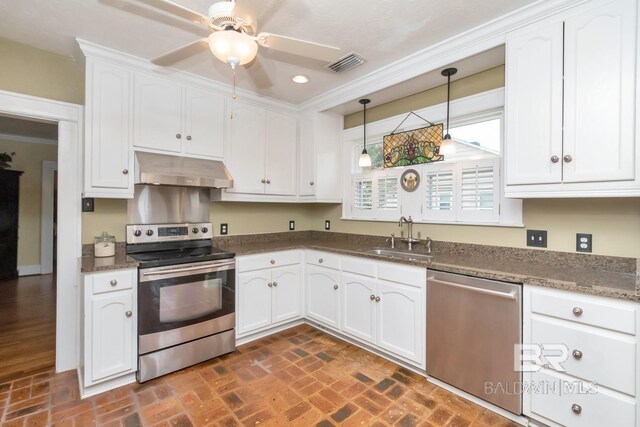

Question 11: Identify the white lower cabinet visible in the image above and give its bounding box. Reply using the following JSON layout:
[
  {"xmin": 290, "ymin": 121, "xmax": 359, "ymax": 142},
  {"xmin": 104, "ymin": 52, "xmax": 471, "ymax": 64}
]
[
  {"xmin": 306, "ymin": 265, "xmax": 341, "ymax": 329},
  {"xmin": 342, "ymin": 272, "xmax": 376, "ymax": 343},
  {"xmin": 237, "ymin": 251, "xmax": 302, "ymax": 336},
  {"xmin": 81, "ymin": 268, "xmax": 137, "ymax": 397},
  {"xmin": 523, "ymin": 285, "xmax": 639, "ymax": 427}
]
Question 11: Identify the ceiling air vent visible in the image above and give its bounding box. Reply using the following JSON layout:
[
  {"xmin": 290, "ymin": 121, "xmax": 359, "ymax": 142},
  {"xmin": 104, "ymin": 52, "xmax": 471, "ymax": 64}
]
[{"xmin": 326, "ymin": 52, "xmax": 367, "ymax": 73}]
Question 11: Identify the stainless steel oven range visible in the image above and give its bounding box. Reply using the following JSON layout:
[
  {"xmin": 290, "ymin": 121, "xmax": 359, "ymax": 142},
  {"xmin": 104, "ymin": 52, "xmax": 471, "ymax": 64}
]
[{"xmin": 126, "ymin": 222, "xmax": 235, "ymax": 383}]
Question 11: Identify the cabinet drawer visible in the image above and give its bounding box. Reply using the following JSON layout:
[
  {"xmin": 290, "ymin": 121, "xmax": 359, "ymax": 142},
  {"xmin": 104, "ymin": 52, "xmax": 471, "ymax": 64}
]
[
  {"xmin": 378, "ymin": 262, "xmax": 424, "ymax": 287},
  {"xmin": 341, "ymin": 256, "xmax": 376, "ymax": 277},
  {"xmin": 531, "ymin": 317, "xmax": 636, "ymax": 396},
  {"xmin": 529, "ymin": 288, "xmax": 636, "ymax": 335},
  {"xmin": 237, "ymin": 250, "xmax": 301, "ymax": 273},
  {"xmin": 90, "ymin": 269, "xmax": 135, "ymax": 294},
  {"xmin": 306, "ymin": 250, "xmax": 340, "ymax": 270},
  {"xmin": 528, "ymin": 369, "xmax": 636, "ymax": 427}
]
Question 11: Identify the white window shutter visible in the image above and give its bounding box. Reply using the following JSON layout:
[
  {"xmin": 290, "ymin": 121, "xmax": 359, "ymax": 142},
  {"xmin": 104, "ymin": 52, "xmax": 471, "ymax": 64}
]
[
  {"xmin": 458, "ymin": 159, "xmax": 499, "ymax": 222},
  {"xmin": 353, "ymin": 177, "xmax": 373, "ymax": 215},
  {"xmin": 377, "ymin": 176, "xmax": 399, "ymax": 210},
  {"xmin": 423, "ymin": 166, "xmax": 456, "ymax": 221}
]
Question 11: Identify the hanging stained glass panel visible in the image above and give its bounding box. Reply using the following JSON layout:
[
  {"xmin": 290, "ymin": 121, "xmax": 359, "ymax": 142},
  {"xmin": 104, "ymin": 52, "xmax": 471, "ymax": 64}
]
[{"xmin": 383, "ymin": 123, "xmax": 444, "ymax": 168}]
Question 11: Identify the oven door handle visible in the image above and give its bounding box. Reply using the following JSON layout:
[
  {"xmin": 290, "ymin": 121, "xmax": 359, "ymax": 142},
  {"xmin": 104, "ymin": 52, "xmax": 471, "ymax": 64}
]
[{"xmin": 142, "ymin": 261, "xmax": 234, "ymax": 277}]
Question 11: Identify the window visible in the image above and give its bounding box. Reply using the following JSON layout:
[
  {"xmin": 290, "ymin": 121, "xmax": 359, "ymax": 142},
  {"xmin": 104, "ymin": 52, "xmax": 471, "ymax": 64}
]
[
  {"xmin": 353, "ymin": 178, "xmax": 373, "ymax": 211},
  {"xmin": 377, "ymin": 175, "xmax": 399, "ymax": 210}
]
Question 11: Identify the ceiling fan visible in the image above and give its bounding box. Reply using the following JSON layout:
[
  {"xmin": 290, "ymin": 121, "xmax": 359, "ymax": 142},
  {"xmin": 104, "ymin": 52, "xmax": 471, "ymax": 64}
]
[{"xmin": 140, "ymin": 0, "xmax": 343, "ymax": 70}]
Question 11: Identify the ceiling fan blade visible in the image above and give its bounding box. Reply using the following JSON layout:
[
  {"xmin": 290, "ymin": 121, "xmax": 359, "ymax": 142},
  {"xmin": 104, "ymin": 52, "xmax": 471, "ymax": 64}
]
[
  {"xmin": 245, "ymin": 57, "xmax": 273, "ymax": 90},
  {"xmin": 134, "ymin": 0, "xmax": 208, "ymax": 24},
  {"xmin": 152, "ymin": 38, "xmax": 210, "ymax": 66},
  {"xmin": 257, "ymin": 33, "xmax": 341, "ymax": 63}
]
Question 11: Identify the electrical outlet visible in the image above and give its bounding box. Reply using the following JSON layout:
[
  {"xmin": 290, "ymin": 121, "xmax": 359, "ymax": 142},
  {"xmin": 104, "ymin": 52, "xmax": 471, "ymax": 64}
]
[
  {"xmin": 82, "ymin": 198, "xmax": 94, "ymax": 212},
  {"xmin": 526, "ymin": 229, "xmax": 547, "ymax": 248},
  {"xmin": 220, "ymin": 223, "xmax": 228, "ymax": 235},
  {"xmin": 325, "ymin": 220, "xmax": 331, "ymax": 230},
  {"xmin": 289, "ymin": 220, "xmax": 295, "ymax": 231},
  {"xmin": 576, "ymin": 233, "xmax": 592, "ymax": 253}
]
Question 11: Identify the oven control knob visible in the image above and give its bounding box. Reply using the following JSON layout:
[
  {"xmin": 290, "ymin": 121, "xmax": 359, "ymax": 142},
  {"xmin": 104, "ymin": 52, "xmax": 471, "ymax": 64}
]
[
  {"xmin": 201, "ymin": 227, "xmax": 208, "ymax": 233},
  {"xmin": 146, "ymin": 229, "xmax": 154, "ymax": 236},
  {"xmin": 133, "ymin": 230, "xmax": 142, "ymax": 237},
  {"xmin": 192, "ymin": 227, "xmax": 199, "ymax": 234}
]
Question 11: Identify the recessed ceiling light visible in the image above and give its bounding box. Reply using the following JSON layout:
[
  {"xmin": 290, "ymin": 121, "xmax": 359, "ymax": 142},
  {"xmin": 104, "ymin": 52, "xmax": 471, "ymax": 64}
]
[{"xmin": 291, "ymin": 74, "xmax": 310, "ymax": 84}]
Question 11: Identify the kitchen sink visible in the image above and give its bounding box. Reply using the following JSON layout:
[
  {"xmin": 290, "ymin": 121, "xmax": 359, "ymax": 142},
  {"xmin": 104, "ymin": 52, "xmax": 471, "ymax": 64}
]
[{"xmin": 364, "ymin": 248, "xmax": 432, "ymax": 261}]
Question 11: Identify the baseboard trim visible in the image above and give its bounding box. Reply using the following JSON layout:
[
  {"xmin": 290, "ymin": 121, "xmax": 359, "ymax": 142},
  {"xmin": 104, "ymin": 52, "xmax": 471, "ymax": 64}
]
[{"xmin": 18, "ymin": 264, "xmax": 41, "ymax": 276}]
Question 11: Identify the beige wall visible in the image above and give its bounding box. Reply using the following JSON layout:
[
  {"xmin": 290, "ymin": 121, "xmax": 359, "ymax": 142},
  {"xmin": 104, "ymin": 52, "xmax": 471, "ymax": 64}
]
[
  {"xmin": 0, "ymin": 37, "xmax": 84, "ymax": 105},
  {"xmin": 0, "ymin": 139, "xmax": 58, "ymax": 266}
]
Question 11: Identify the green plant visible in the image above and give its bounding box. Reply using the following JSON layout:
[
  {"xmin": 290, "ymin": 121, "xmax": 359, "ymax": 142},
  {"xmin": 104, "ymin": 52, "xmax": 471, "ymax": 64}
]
[{"xmin": 0, "ymin": 152, "xmax": 14, "ymax": 169}]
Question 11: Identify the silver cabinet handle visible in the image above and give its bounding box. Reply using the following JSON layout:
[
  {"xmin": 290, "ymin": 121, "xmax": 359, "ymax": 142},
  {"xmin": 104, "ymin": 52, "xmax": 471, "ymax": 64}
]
[
  {"xmin": 110, "ymin": 279, "xmax": 117, "ymax": 286},
  {"xmin": 375, "ymin": 296, "xmax": 381, "ymax": 302},
  {"xmin": 186, "ymin": 135, "xmax": 192, "ymax": 140},
  {"xmin": 266, "ymin": 180, "xmax": 271, "ymax": 184},
  {"xmin": 571, "ymin": 404, "xmax": 582, "ymax": 414},
  {"xmin": 176, "ymin": 133, "xmax": 182, "ymax": 139},
  {"xmin": 122, "ymin": 169, "xmax": 129, "ymax": 175},
  {"xmin": 261, "ymin": 179, "xmax": 266, "ymax": 183},
  {"xmin": 125, "ymin": 310, "xmax": 132, "ymax": 318},
  {"xmin": 333, "ymin": 285, "xmax": 339, "ymax": 290},
  {"xmin": 572, "ymin": 350, "xmax": 583, "ymax": 359},
  {"xmin": 573, "ymin": 307, "xmax": 583, "ymax": 316},
  {"xmin": 310, "ymin": 181, "xmax": 314, "ymax": 185},
  {"xmin": 319, "ymin": 258, "xmax": 323, "ymax": 264},
  {"xmin": 270, "ymin": 260, "xmax": 275, "ymax": 265},
  {"xmin": 273, "ymin": 282, "xmax": 278, "ymax": 287},
  {"xmin": 564, "ymin": 154, "xmax": 573, "ymax": 163},
  {"xmin": 370, "ymin": 294, "xmax": 375, "ymax": 300},
  {"xmin": 268, "ymin": 282, "xmax": 273, "ymax": 288},
  {"xmin": 550, "ymin": 155, "xmax": 559, "ymax": 163}
]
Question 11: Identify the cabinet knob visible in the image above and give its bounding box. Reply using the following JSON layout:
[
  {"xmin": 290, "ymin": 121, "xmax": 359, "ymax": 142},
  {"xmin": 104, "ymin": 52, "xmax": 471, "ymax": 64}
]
[
  {"xmin": 572, "ymin": 350, "xmax": 583, "ymax": 360},
  {"xmin": 266, "ymin": 180, "xmax": 271, "ymax": 184},
  {"xmin": 122, "ymin": 169, "xmax": 128, "ymax": 175},
  {"xmin": 110, "ymin": 279, "xmax": 117, "ymax": 287},
  {"xmin": 370, "ymin": 294, "xmax": 375, "ymax": 300},
  {"xmin": 186, "ymin": 135, "xmax": 192, "ymax": 141},
  {"xmin": 270, "ymin": 260, "xmax": 275, "ymax": 265},
  {"xmin": 318, "ymin": 258, "xmax": 323, "ymax": 263},
  {"xmin": 176, "ymin": 133, "xmax": 182, "ymax": 139},
  {"xmin": 268, "ymin": 282, "xmax": 273, "ymax": 288},
  {"xmin": 261, "ymin": 179, "xmax": 266, "ymax": 183},
  {"xmin": 125, "ymin": 310, "xmax": 132, "ymax": 318},
  {"xmin": 571, "ymin": 404, "xmax": 582, "ymax": 414},
  {"xmin": 333, "ymin": 284, "xmax": 339, "ymax": 290},
  {"xmin": 375, "ymin": 296, "xmax": 381, "ymax": 302},
  {"xmin": 273, "ymin": 282, "xmax": 278, "ymax": 287},
  {"xmin": 572, "ymin": 307, "xmax": 583, "ymax": 316},
  {"xmin": 550, "ymin": 155, "xmax": 559, "ymax": 163},
  {"xmin": 310, "ymin": 181, "xmax": 315, "ymax": 185},
  {"xmin": 563, "ymin": 154, "xmax": 573, "ymax": 163}
]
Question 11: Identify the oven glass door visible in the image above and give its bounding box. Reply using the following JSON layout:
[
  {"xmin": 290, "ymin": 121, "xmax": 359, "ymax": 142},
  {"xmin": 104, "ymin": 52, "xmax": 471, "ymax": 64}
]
[{"xmin": 138, "ymin": 260, "xmax": 235, "ymax": 336}]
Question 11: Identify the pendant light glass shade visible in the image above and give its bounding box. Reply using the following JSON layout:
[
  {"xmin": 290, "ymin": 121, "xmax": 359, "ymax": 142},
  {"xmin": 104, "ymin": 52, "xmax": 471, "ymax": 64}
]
[
  {"xmin": 358, "ymin": 98, "xmax": 372, "ymax": 167},
  {"xmin": 208, "ymin": 30, "xmax": 258, "ymax": 67},
  {"xmin": 439, "ymin": 135, "xmax": 456, "ymax": 156},
  {"xmin": 441, "ymin": 67, "xmax": 458, "ymax": 156}
]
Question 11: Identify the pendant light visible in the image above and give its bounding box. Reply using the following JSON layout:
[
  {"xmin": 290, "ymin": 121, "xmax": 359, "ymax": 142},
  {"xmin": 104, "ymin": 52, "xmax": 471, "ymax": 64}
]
[
  {"xmin": 358, "ymin": 98, "xmax": 372, "ymax": 167},
  {"xmin": 440, "ymin": 67, "xmax": 458, "ymax": 156}
]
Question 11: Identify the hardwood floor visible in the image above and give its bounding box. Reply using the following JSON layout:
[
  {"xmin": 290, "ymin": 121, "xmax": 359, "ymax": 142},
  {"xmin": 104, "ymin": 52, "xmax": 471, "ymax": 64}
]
[{"xmin": 0, "ymin": 274, "xmax": 56, "ymax": 383}]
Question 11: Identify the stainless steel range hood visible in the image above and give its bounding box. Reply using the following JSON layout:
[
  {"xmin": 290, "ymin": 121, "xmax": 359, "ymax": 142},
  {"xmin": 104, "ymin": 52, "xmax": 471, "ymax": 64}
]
[{"xmin": 134, "ymin": 152, "xmax": 233, "ymax": 189}]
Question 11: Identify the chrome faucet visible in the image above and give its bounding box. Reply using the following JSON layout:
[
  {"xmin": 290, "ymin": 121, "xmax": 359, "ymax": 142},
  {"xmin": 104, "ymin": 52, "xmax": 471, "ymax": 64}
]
[
  {"xmin": 425, "ymin": 236, "xmax": 433, "ymax": 255},
  {"xmin": 398, "ymin": 216, "xmax": 419, "ymax": 250}
]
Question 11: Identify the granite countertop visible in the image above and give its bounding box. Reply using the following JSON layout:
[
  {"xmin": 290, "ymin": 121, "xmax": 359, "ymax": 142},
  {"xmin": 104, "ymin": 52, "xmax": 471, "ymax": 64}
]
[
  {"xmin": 217, "ymin": 238, "xmax": 639, "ymax": 302},
  {"xmin": 80, "ymin": 252, "xmax": 139, "ymax": 273}
]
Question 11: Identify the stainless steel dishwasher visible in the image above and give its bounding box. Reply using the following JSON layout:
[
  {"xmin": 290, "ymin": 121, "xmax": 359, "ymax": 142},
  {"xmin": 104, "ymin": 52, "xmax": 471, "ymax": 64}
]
[{"xmin": 426, "ymin": 270, "xmax": 522, "ymax": 415}]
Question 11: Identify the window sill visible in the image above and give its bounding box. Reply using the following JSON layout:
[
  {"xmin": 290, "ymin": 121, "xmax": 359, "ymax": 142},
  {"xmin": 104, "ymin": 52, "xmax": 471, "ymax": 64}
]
[{"xmin": 340, "ymin": 216, "xmax": 524, "ymax": 228}]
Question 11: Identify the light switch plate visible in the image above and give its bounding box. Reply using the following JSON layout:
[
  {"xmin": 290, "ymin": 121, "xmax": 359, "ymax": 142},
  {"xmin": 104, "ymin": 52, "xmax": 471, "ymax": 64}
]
[
  {"xmin": 325, "ymin": 220, "xmax": 331, "ymax": 230},
  {"xmin": 526, "ymin": 229, "xmax": 547, "ymax": 248},
  {"xmin": 220, "ymin": 223, "xmax": 228, "ymax": 235},
  {"xmin": 289, "ymin": 220, "xmax": 295, "ymax": 231},
  {"xmin": 576, "ymin": 233, "xmax": 592, "ymax": 253}
]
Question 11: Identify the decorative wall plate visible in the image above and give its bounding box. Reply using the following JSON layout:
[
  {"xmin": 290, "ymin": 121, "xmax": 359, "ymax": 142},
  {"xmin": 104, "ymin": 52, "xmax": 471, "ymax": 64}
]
[{"xmin": 400, "ymin": 169, "xmax": 420, "ymax": 192}]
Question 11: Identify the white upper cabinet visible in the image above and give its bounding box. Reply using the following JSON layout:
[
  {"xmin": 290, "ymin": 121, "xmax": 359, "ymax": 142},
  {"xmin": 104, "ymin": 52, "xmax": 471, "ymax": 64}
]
[
  {"xmin": 266, "ymin": 111, "xmax": 298, "ymax": 195},
  {"xmin": 84, "ymin": 59, "xmax": 134, "ymax": 198},
  {"xmin": 298, "ymin": 113, "xmax": 317, "ymax": 196},
  {"xmin": 505, "ymin": 0, "xmax": 639, "ymax": 197},
  {"xmin": 133, "ymin": 72, "xmax": 225, "ymax": 159}
]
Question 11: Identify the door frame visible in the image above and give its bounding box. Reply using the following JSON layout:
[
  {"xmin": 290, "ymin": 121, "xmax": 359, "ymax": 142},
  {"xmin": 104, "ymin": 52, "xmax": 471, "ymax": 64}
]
[
  {"xmin": 41, "ymin": 160, "xmax": 58, "ymax": 275},
  {"xmin": 0, "ymin": 89, "xmax": 83, "ymax": 373}
]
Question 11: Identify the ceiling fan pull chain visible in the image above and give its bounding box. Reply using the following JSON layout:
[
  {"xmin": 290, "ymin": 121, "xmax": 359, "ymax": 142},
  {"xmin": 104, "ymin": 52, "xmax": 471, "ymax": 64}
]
[{"xmin": 232, "ymin": 69, "xmax": 237, "ymax": 101}]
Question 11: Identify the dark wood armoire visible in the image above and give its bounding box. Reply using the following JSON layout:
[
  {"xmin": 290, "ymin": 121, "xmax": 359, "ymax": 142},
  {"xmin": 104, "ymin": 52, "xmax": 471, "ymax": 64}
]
[{"xmin": 0, "ymin": 169, "xmax": 23, "ymax": 280}]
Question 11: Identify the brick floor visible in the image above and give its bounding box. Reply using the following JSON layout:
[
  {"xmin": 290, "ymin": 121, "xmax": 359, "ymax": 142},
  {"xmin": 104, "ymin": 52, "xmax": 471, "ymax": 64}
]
[{"xmin": 0, "ymin": 324, "xmax": 519, "ymax": 426}]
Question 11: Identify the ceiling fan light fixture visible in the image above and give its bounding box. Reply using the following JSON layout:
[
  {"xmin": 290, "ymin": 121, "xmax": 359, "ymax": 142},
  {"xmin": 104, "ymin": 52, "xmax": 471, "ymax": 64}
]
[
  {"xmin": 208, "ymin": 30, "xmax": 258, "ymax": 67},
  {"xmin": 291, "ymin": 74, "xmax": 310, "ymax": 84}
]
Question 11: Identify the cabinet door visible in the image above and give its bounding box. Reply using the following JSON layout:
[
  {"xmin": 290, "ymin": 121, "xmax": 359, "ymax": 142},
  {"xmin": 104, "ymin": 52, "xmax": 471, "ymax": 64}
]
[
  {"xmin": 306, "ymin": 265, "xmax": 340, "ymax": 329},
  {"xmin": 298, "ymin": 113, "xmax": 316, "ymax": 196},
  {"xmin": 376, "ymin": 280, "xmax": 423, "ymax": 364},
  {"xmin": 271, "ymin": 264, "xmax": 301, "ymax": 324},
  {"xmin": 563, "ymin": 0, "xmax": 636, "ymax": 183},
  {"xmin": 87, "ymin": 60, "xmax": 132, "ymax": 191},
  {"xmin": 238, "ymin": 270, "xmax": 271, "ymax": 334},
  {"xmin": 226, "ymin": 102, "xmax": 266, "ymax": 194},
  {"xmin": 505, "ymin": 21, "xmax": 564, "ymax": 185},
  {"xmin": 133, "ymin": 73, "xmax": 183, "ymax": 153},
  {"xmin": 184, "ymin": 87, "xmax": 225, "ymax": 158},
  {"xmin": 341, "ymin": 273, "xmax": 376, "ymax": 343},
  {"xmin": 265, "ymin": 111, "xmax": 297, "ymax": 195},
  {"xmin": 90, "ymin": 291, "xmax": 135, "ymax": 382}
]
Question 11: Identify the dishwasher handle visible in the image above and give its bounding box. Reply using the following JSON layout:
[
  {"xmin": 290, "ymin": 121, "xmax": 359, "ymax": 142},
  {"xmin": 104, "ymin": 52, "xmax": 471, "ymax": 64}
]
[{"xmin": 428, "ymin": 277, "xmax": 517, "ymax": 300}]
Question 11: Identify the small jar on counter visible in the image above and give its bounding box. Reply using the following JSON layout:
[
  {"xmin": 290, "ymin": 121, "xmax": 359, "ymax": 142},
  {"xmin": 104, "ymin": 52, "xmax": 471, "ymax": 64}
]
[{"xmin": 94, "ymin": 232, "xmax": 116, "ymax": 257}]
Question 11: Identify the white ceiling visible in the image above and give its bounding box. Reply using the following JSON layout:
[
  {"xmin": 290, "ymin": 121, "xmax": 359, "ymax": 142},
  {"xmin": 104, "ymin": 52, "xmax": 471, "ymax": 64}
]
[{"xmin": 0, "ymin": 0, "xmax": 537, "ymax": 106}]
